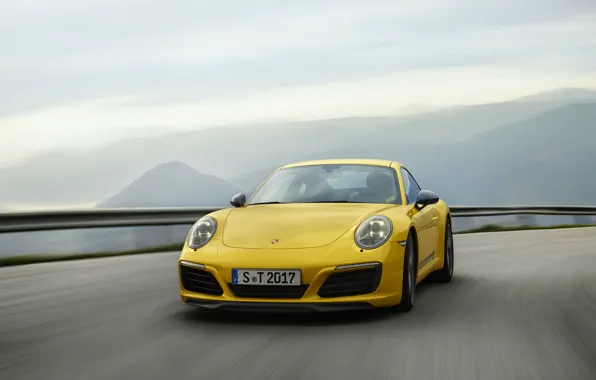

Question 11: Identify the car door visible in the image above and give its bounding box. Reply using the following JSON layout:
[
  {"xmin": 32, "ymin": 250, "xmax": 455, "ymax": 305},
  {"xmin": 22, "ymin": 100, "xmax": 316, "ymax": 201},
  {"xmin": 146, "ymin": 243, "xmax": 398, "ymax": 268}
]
[{"xmin": 400, "ymin": 167, "xmax": 439, "ymax": 270}]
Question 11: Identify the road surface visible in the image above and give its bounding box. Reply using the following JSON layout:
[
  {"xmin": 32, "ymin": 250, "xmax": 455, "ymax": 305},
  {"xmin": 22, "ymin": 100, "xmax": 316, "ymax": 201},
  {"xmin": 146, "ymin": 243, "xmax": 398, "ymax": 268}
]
[{"xmin": 2, "ymin": 228, "xmax": 596, "ymax": 380}]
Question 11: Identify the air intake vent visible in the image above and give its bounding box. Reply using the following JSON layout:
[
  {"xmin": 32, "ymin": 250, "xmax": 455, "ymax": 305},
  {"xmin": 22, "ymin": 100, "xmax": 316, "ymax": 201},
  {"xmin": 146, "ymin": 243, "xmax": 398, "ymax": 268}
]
[
  {"xmin": 318, "ymin": 266, "xmax": 382, "ymax": 298},
  {"xmin": 228, "ymin": 284, "xmax": 310, "ymax": 299},
  {"xmin": 180, "ymin": 265, "xmax": 224, "ymax": 296}
]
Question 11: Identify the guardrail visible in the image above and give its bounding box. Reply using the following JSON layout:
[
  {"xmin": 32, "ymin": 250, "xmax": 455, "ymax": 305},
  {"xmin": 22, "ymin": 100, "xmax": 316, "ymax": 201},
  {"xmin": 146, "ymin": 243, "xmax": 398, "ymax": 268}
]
[
  {"xmin": 0, "ymin": 208, "xmax": 221, "ymax": 233},
  {"xmin": 450, "ymin": 205, "xmax": 596, "ymax": 217},
  {"xmin": 1, "ymin": 205, "xmax": 596, "ymax": 233}
]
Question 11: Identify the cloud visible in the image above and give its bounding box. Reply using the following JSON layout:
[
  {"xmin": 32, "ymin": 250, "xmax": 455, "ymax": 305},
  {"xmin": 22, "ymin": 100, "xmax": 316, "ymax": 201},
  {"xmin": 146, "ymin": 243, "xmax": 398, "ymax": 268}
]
[
  {"xmin": 1, "ymin": 0, "xmax": 596, "ymax": 163},
  {"xmin": 4, "ymin": 65, "xmax": 596, "ymax": 133}
]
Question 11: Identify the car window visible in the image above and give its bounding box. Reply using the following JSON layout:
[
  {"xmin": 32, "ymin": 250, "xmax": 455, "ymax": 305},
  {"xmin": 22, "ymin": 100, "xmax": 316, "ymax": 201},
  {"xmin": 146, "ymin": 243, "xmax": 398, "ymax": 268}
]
[
  {"xmin": 326, "ymin": 171, "xmax": 369, "ymax": 189},
  {"xmin": 249, "ymin": 170, "xmax": 295, "ymax": 201},
  {"xmin": 249, "ymin": 164, "xmax": 402, "ymax": 205},
  {"xmin": 400, "ymin": 167, "xmax": 421, "ymax": 204}
]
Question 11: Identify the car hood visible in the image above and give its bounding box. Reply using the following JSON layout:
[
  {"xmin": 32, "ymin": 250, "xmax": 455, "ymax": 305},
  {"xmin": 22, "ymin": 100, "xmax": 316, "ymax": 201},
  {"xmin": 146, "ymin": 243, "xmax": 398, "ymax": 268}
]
[{"xmin": 222, "ymin": 203, "xmax": 393, "ymax": 249}]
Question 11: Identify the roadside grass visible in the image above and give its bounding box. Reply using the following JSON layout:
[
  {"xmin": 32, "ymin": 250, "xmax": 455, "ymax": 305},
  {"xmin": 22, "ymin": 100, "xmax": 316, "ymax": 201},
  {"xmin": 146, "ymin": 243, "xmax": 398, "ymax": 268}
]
[
  {"xmin": 0, "ymin": 243, "xmax": 182, "ymax": 267},
  {"xmin": 2, "ymin": 223, "xmax": 594, "ymax": 267}
]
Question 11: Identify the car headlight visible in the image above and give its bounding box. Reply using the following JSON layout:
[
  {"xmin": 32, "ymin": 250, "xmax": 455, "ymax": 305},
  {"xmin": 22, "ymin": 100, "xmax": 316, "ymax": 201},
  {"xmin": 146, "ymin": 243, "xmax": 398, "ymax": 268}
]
[
  {"xmin": 354, "ymin": 215, "xmax": 393, "ymax": 249},
  {"xmin": 187, "ymin": 216, "xmax": 217, "ymax": 249}
]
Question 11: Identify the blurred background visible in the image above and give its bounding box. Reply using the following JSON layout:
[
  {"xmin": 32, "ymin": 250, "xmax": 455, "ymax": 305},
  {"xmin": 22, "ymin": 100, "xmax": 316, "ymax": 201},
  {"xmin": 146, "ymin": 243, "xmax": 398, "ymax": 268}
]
[{"xmin": 2, "ymin": 0, "xmax": 596, "ymax": 258}]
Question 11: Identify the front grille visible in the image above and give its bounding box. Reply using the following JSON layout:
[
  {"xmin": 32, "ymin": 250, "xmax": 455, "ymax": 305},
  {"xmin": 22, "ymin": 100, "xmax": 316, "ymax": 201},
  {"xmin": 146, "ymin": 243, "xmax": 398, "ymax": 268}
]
[
  {"xmin": 318, "ymin": 266, "xmax": 382, "ymax": 298},
  {"xmin": 228, "ymin": 284, "xmax": 310, "ymax": 299},
  {"xmin": 180, "ymin": 265, "xmax": 224, "ymax": 296}
]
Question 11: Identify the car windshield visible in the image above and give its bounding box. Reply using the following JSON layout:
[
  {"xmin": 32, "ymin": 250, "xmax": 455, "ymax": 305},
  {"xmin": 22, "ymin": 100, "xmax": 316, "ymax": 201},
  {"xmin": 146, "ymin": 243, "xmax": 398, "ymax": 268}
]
[{"xmin": 248, "ymin": 164, "xmax": 401, "ymax": 205}]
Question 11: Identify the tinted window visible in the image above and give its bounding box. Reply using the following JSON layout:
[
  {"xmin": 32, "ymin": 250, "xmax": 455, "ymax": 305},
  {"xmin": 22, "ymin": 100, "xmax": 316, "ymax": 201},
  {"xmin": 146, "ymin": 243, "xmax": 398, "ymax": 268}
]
[
  {"xmin": 249, "ymin": 164, "xmax": 401, "ymax": 205},
  {"xmin": 401, "ymin": 167, "xmax": 421, "ymax": 204}
]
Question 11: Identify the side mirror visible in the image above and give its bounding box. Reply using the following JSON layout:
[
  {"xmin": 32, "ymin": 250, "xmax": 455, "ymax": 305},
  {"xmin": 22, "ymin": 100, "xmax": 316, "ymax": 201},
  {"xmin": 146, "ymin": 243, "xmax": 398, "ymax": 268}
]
[
  {"xmin": 230, "ymin": 193, "xmax": 247, "ymax": 207},
  {"xmin": 414, "ymin": 190, "xmax": 439, "ymax": 210}
]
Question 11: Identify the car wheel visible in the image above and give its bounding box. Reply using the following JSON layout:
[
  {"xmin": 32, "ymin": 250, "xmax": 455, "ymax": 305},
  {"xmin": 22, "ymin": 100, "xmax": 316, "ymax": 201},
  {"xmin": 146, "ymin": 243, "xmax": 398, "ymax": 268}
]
[
  {"xmin": 395, "ymin": 231, "xmax": 417, "ymax": 312},
  {"xmin": 432, "ymin": 219, "xmax": 454, "ymax": 283}
]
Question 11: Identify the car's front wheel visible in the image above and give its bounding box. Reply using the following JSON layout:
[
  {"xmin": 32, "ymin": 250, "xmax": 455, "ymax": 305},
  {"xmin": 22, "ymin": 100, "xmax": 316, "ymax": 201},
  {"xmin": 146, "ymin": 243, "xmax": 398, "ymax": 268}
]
[
  {"xmin": 395, "ymin": 231, "xmax": 417, "ymax": 312},
  {"xmin": 432, "ymin": 219, "xmax": 454, "ymax": 283}
]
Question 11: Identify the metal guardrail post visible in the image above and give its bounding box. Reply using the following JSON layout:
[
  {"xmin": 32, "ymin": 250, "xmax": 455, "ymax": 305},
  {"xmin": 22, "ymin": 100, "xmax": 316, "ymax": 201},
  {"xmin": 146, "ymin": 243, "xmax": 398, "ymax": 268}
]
[
  {"xmin": 517, "ymin": 215, "xmax": 537, "ymax": 227},
  {"xmin": 573, "ymin": 215, "xmax": 593, "ymax": 224}
]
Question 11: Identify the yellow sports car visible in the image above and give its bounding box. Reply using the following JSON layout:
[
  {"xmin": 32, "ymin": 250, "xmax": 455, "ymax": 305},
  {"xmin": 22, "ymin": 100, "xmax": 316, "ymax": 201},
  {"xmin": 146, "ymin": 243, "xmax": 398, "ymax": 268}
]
[{"xmin": 178, "ymin": 159, "xmax": 454, "ymax": 312}]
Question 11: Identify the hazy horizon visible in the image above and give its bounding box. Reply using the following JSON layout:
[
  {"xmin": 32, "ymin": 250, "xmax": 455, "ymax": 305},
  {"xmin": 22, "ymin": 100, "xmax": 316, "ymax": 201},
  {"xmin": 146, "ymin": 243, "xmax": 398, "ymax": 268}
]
[
  {"xmin": 2, "ymin": 0, "xmax": 596, "ymax": 165},
  {"xmin": 2, "ymin": 86, "xmax": 596, "ymax": 170}
]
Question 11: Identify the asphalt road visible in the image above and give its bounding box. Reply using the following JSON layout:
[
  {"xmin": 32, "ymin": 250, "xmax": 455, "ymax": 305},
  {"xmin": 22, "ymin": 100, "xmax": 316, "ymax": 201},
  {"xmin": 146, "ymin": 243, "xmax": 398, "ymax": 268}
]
[{"xmin": 2, "ymin": 228, "xmax": 596, "ymax": 380}]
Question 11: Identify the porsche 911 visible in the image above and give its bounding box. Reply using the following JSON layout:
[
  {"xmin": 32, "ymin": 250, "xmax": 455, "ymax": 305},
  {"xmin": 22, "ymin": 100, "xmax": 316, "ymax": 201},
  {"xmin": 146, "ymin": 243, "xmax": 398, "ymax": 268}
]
[{"xmin": 178, "ymin": 159, "xmax": 454, "ymax": 312}]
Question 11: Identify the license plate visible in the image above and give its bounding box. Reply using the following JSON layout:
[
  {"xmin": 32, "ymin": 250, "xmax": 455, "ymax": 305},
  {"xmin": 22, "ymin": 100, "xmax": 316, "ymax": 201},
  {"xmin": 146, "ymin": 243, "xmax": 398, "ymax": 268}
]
[{"xmin": 232, "ymin": 269, "xmax": 301, "ymax": 286}]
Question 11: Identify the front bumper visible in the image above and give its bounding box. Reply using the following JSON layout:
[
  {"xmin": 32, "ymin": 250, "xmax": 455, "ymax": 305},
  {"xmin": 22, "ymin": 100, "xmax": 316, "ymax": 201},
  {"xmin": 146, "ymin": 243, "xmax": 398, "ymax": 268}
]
[
  {"xmin": 185, "ymin": 298, "xmax": 375, "ymax": 313},
  {"xmin": 178, "ymin": 237, "xmax": 406, "ymax": 309}
]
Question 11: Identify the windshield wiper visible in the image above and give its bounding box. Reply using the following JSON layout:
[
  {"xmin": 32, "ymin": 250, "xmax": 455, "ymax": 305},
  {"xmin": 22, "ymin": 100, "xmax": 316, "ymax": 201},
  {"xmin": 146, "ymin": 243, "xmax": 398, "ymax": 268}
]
[
  {"xmin": 304, "ymin": 200, "xmax": 351, "ymax": 203},
  {"xmin": 248, "ymin": 201, "xmax": 285, "ymax": 205},
  {"xmin": 249, "ymin": 200, "xmax": 352, "ymax": 205}
]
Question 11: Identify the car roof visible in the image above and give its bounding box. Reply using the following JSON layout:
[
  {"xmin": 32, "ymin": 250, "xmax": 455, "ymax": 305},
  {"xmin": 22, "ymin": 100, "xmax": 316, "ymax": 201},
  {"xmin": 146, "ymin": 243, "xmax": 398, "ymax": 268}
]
[{"xmin": 281, "ymin": 158, "xmax": 403, "ymax": 169}]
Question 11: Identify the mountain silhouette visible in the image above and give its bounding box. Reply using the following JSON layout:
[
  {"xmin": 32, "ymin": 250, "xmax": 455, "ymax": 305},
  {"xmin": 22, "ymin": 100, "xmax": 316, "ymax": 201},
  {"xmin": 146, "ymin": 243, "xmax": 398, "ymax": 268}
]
[{"xmin": 99, "ymin": 161, "xmax": 241, "ymax": 208}]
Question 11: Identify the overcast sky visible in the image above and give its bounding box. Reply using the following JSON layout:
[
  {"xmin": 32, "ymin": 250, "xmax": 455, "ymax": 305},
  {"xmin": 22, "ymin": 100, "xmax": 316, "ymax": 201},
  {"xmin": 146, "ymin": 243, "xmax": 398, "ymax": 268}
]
[{"xmin": 1, "ymin": 0, "xmax": 596, "ymax": 165}]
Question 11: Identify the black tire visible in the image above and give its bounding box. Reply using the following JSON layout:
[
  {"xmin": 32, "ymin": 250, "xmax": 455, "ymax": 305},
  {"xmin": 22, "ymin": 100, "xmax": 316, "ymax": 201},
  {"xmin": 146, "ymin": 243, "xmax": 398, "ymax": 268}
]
[
  {"xmin": 432, "ymin": 219, "xmax": 454, "ymax": 283},
  {"xmin": 395, "ymin": 231, "xmax": 417, "ymax": 312}
]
